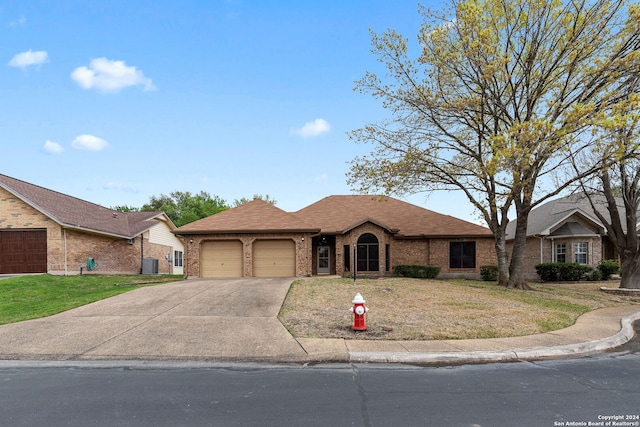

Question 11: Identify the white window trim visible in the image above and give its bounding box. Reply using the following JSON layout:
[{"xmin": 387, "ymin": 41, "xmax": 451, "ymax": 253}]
[{"xmin": 574, "ymin": 242, "xmax": 588, "ymax": 264}]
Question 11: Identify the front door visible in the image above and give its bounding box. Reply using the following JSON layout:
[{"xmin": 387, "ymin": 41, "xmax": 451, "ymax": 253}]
[{"xmin": 317, "ymin": 246, "xmax": 330, "ymax": 274}]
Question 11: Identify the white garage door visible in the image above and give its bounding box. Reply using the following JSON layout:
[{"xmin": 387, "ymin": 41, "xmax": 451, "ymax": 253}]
[
  {"xmin": 253, "ymin": 240, "xmax": 295, "ymax": 277},
  {"xmin": 200, "ymin": 240, "xmax": 243, "ymax": 277}
]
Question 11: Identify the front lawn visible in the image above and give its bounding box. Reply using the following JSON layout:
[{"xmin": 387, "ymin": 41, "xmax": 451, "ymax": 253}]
[
  {"xmin": 278, "ymin": 277, "xmax": 640, "ymax": 340},
  {"xmin": 0, "ymin": 274, "xmax": 183, "ymax": 325}
]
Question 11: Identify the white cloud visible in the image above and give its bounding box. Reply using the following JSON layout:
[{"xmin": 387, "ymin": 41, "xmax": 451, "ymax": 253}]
[
  {"xmin": 8, "ymin": 50, "xmax": 48, "ymax": 68},
  {"xmin": 291, "ymin": 118, "xmax": 331, "ymax": 138},
  {"xmin": 72, "ymin": 134, "xmax": 109, "ymax": 151},
  {"xmin": 70, "ymin": 58, "xmax": 156, "ymax": 93},
  {"xmin": 43, "ymin": 140, "xmax": 63, "ymax": 154}
]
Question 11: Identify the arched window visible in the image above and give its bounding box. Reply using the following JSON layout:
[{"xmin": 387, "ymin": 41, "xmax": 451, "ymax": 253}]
[{"xmin": 357, "ymin": 233, "xmax": 379, "ymax": 272}]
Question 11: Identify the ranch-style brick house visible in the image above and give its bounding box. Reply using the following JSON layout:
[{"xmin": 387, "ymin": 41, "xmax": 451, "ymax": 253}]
[
  {"xmin": 505, "ymin": 193, "xmax": 629, "ymax": 281},
  {"xmin": 0, "ymin": 174, "xmax": 184, "ymax": 276},
  {"xmin": 173, "ymin": 195, "xmax": 496, "ymax": 279}
]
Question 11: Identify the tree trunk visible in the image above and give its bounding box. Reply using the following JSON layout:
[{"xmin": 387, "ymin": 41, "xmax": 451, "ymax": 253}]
[
  {"xmin": 619, "ymin": 252, "xmax": 640, "ymax": 289},
  {"xmin": 494, "ymin": 232, "xmax": 510, "ymax": 287},
  {"xmin": 507, "ymin": 201, "xmax": 533, "ymax": 290}
]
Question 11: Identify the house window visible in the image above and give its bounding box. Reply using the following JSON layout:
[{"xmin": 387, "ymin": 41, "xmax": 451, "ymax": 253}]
[
  {"xmin": 174, "ymin": 250, "xmax": 183, "ymax": 267},
  {"xmin": 357, "ymin": 233, "xmax": 379, "ymax": 272},
  {"xmin": 556, "ymin": 243, "xmax": 566, "ymax": 263},
  {"xmin": 385, "ymin": 244, "xmax": 390, "ymax": 272},
  {"xmin": 574, "ymin": 243, "xmax": 588, "ymax": 264},
  {"xmin": 343, "ymin": 245, "xmax": 351, "ymax": 271},
  {"xmin": 450, "ymin": 242, "xmax": 476, "ymax": 269}
]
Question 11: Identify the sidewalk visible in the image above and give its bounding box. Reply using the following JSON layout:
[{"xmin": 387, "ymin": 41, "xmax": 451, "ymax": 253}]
[{"xmin": 295, "ymin": 305, "xmax": 640, "ymax": 364}]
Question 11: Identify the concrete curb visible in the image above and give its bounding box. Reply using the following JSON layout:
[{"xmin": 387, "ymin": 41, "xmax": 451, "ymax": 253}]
[{"xmin": 348, "ymin": 310, "xmax": 640, "ymax": 364}]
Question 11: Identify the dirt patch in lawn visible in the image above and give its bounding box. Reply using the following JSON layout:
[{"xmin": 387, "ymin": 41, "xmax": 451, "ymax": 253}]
[{"xmin": 277, "ymin": 277, "xmax": 640, "ymax": 340}]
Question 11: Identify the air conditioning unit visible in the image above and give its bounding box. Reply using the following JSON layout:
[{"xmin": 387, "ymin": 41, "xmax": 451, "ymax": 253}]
[{"xmin": 142, "ymin": 258, "xmax": 159, "ymax": 275}]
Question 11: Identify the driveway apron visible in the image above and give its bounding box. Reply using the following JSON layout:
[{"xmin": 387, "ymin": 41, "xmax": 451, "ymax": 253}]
[{"xmin": 0, "ymin": 278, "xmax": 308, "ymax": 362}]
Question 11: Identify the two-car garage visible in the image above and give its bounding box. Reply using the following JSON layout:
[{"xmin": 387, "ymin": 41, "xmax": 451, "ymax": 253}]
[{"xmin": 200, "ymin": 239, "xmax": 295, "ymax": 278}]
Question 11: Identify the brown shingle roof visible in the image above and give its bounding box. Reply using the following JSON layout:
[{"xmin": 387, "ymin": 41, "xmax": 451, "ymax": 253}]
[
  {"xmin": 0, "ymin": 174, "xmax": 166, "ymax": 238},
  {"xmin": 174, "ymin": 199, "xmax": 320, "ymax": 234},
  {"xmin": 174, "ymin": 194, "xmax": 491, "ymax": 238},
  {"xmin": 294, "ymin": 195, "xmax": 492, "ymax": 237}
]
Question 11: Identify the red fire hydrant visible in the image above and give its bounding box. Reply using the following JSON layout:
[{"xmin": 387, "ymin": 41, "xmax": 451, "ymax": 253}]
[{"xmin": 349, "ymin": 293, "xmax": 369, "ymax": 331}]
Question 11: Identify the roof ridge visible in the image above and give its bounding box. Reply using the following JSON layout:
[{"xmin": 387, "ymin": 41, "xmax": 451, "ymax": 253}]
[
  {"xmin": 0, "ymin": 174, "xmax": 164, "ymax": 238},
  {"xmin": 0, "ymin": 173, "xmax": 115, "ymax": 211}
]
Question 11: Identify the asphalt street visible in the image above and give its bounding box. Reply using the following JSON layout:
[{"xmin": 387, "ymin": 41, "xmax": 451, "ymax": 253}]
[{"xmin": 1, "ymin": 350, "xmax": 639, "ymax": 427}]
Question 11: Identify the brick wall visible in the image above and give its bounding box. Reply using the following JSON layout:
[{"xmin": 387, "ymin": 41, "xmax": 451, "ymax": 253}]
[
  {"xmin": 64, "ymin": 230, "xmax": 173, "ymax": 275},
  {"xmin": 1, "ymin": 188, "xmax": 172, "ymax": 275},
  {"xmin": 180, "ymin": 223, "xmax": 497, "ymax": 279},
  {"xmin": 335, "ymin": 223, "xmax": 391, "ymax": 275},
  {"xmin": 507, "ymin": 236, "xmax": 604, "ymax": 281},
  {"xmin": 430, "ymin": 237, "xmax": 496, "ymax": 279},
  {"xmin": 333, "ymin": 222, "xmax": 496, "ymax": 279},
  {"xmin": 183, "ymin": 232, "xmax": 314, "ymax": 278},
  {"xmin": 0, "ymin": 188, "xmax": 64, "ymax": 272}
]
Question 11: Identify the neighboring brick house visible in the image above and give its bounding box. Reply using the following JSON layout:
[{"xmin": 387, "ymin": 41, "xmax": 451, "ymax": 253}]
[
  {"xmin": 505, "ymin": 193, "xmax": 627, "ymax": 281},
  {"xmin": 0, "ymin": 174, "xmax": 183, "ymax": 276},
  {"xmin": 174, "ymin": 195, "xmax": 495, "ymax": 279}
]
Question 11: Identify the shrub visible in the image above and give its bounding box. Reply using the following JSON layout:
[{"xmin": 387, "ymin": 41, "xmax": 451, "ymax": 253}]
[
  {"xmin": 535, "ymin": 263, "xmax": 559, "ymax": 281},
  {"xmin": 586, "ymin": 269, "xmax": 603, "ymax": 281},
  {"xmin": 479, "ymin": 265, "xmax": 499, "ymax": 281},
  {"xmin": 393, "ymin": 264, "xmax": 441, "ymax": 279},
  {"xmin": 597, "ymin": 259, "xmax": 619, "ymax": 280},
  {"xmin": 535, "ymin": 263, "xmax": 594, "ymax": 281}
]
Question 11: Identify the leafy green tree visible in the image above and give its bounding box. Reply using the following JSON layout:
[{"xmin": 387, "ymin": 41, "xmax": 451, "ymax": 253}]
[
  {"xmin": 111, "ymin": 205, "xmax": 140, "ymax": 212},
  {"xmin": 232, "ymin": 194, "xmax": 277, "ymax": 207},
  {"xmin": 348, "ymin": 0, "xmax": 640, "ymax": 289},
  {"xmin": 141, "ymin": 191, "xmax": 228, "ymax": 227}
]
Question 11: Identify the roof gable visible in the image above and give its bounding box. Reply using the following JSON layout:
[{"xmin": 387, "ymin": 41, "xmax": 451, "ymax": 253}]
[
  {"xmin": 505, "ymin": 193, "xmax": 619, "ymax": 240},
  {"xmin": 0, "ymin": 174, "xmax": 166, "ymax": 238},
  {"xmin": 294, "ymin": 195, "xmax": 492, "ymax": 237},
  {"xmin": 550, "ymin": 221, "xmax": 600, "ymax": 237},
  {"xmin": 174, "ymin": 199, "xmax": 319, "ymax": 234}
]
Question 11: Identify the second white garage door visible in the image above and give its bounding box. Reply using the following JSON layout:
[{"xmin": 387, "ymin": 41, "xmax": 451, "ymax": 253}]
[
  {"xmin": 253, "ymin": 240, "xmax": 295, "ymax": 277},
  {"xmin": 201, "ymin": 240, "xmax": 243, "ymax": 277}
]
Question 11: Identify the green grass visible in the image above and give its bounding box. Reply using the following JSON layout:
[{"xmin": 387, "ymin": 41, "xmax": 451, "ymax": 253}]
[{"xmin": 0, "ymin": 274, "xmax": 183, "ymax": 325}]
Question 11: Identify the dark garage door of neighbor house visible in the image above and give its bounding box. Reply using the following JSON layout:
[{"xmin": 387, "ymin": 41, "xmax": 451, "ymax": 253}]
[{"xmin": 0, "ymin": 229, "xmax": 47, "ymax": 274}]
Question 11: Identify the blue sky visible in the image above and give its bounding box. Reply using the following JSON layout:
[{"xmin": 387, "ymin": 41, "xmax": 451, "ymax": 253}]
[{"xmin": 1, "ymin": 0, "xmax": 482, "ymax": 224}]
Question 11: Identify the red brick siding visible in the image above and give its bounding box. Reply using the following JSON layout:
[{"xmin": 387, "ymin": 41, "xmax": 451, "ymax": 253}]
[
  {"xmin": 65, "ymin": 231, "xmax": 173, "ymax": 275},
  {"xmin": 335, "ymin": 222, "xmax": 495, "ymax": 279},
  {"xmin": 1, "ymin": 189, "xmax": 64, "ymax": 272},
  {"xmin": 508, "ymin": 236, "xmax": 604, "ymax": 281},
  {"xmin": 181, "ymin": 223, "xmax": 496, "ymax": 279},
  {"xmin": 182, "ymin": 232, "xmax": 314, "ymax": 278},
  {"xmin": 1, "ymin": 188, "xmax": 171, "ymax": 275},
  {"xmin": 430, "ymin": 238, "xmax": 496, "ymax": 278},
  {"xmin": 392, "ymin": 239, "xmax": 430, "ymax": 266}
]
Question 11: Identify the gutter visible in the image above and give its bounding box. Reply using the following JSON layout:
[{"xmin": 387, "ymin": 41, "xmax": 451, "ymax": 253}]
[{"xmin": 173, "ymin": 228, "xmax": 321, "ymax": 235}]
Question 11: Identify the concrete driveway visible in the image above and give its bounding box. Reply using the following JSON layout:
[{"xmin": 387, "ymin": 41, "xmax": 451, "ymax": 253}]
[{"xmin": 0, "ymin": 278, "xmax": 310, "ymax": 362}]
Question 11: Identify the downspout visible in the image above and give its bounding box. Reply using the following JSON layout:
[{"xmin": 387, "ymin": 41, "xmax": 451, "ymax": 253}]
[
  {"xmin": 140, "ymin": 234, "xmax": 144, "ymax": 274},
  {"xmin": 63, "ymin": 228, "xmax": 68, "ymax": 275}
]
